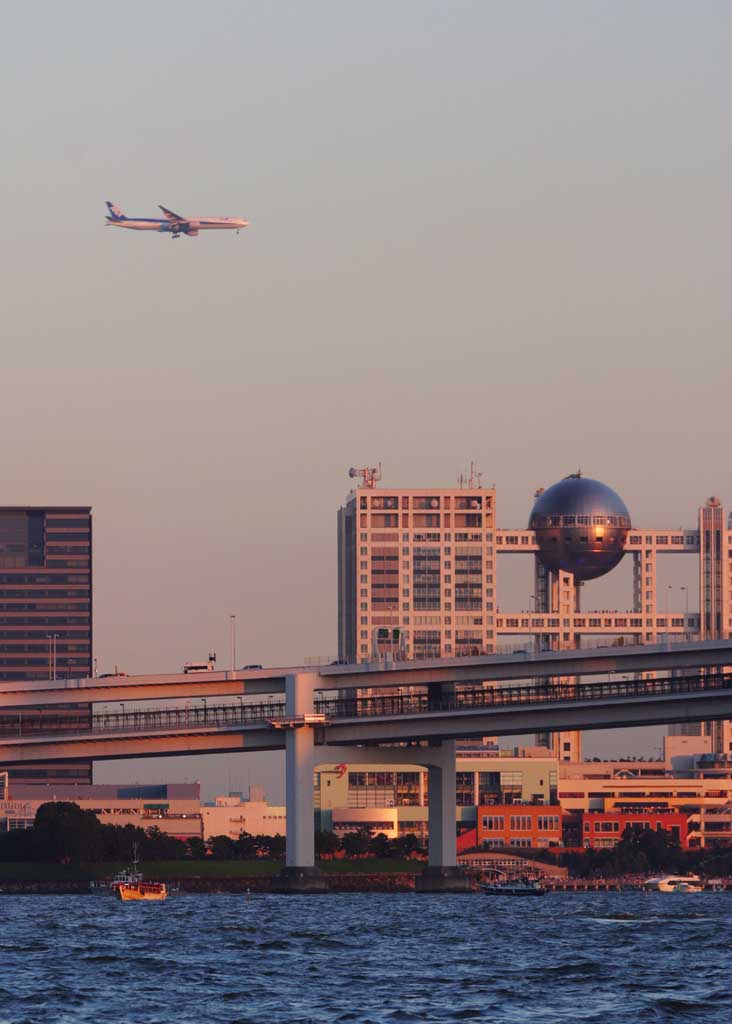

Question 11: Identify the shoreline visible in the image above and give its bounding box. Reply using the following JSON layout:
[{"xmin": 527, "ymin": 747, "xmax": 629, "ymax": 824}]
[{"xmin": 1, "ymin": 875, "xmax": 731, "ymax": 895}]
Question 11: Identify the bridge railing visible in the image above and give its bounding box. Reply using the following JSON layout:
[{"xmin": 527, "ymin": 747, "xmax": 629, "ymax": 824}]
[
  {"xmin": 1, "ymin": 670, "xmax": 731, "ymax": 738},
  {"xmin": 314, "ymin": 670, "xmax": 732, "ymax": 720},
  {"xmin": 0, "ymin": 699, "xmax": 288, "ymax": 738}
]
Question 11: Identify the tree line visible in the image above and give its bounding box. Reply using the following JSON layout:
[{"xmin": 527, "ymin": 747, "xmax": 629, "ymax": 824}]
[
  {"xmin": 0, "ymin": 802, "xmax": 286, "ymax": 864},
  {"xmin": 0, "ymin": 802, "xmax": 427, "ymax": 865},
  {"xmin": 539, "ymin": 825, "xmax": 732, "ymax": 879},
  {"xmin": 5, "ymin": 804, "xmax": 732, "ymax": 876}
]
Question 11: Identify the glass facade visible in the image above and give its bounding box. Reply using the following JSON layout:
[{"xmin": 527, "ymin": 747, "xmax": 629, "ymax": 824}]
[{"xmin": 0, "ymin": 507, "xmax": 92, "ymax": 785}]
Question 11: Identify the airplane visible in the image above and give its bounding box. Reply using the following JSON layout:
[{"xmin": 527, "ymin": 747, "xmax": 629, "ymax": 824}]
[{"xmin": 105, "ymin": 201, "xmax": 248, "ymax": 239}]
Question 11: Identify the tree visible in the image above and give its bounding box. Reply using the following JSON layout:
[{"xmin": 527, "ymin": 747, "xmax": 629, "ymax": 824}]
[
  {"xmin": 341, "ymin": 828, "xmax": 372, "ymax": 858},
  {"xmin": 186, "ymin": 836, "xmax": 207, "ymax": 859},
  {"xmin": 0, "ymin": 827, "xmax": 34, "ymax": 863},
  {"xmin": 260, "ymin": 833, "xmax": 285, "ymax": 860},
  {"xmin": 315, "ymin": 830, "xmax": 341, "ymax": 858},
  {"xmin": 234, "ymin": 831, "xmax": 259, "ymax": 859},
  {"xmin": 369, "ymin": 832, "xmax": 391, "ymax": 859},
  {"xmin": 141, "ymin": 826, "xmax": 187, "ymax": 861},
  {"xmin": 207, "ymin": 834, "xmax": 237, "ymax": 860},
  {"xmin": 98, "ymin": 823, "xmax": 149, "ymax": 862},
  {"xmin": 33, "ymin": 802, "xmax": 104, "ymax": 863},
  {"xmin": 390, "ymin": 832, "xmax": 424, "ymax": 858}
]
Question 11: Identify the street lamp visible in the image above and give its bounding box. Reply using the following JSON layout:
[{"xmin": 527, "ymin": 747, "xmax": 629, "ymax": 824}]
[{"xmin": 229, "ymin": 614, "xmax": 237, "ymax": 672}]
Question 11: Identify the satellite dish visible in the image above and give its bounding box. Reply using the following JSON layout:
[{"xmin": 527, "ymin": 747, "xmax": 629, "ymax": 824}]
[{"xmin": 348, "ymin": 468, "xmax": 357, "ymax": 478}]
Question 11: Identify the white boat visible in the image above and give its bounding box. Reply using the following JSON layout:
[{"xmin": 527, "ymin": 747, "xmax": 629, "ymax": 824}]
[
  {"xmin": 90, "ymin": 864, "xmax": 144, "ymax": 895},
  {"xmin": 644, "ymin": 873, "xmax": 703, "ymax": 893},
  {"xmin": 480, "ymin": 876, "xmax": 546, "ymax": 896},
  {"xmin": 90, "ymin": 844, "xmax": 144, "ymax": 895}
]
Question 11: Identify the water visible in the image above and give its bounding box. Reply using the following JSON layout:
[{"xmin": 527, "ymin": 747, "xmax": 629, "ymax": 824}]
[{"xmin": 0, "ymin": 892, "xmax": 730, "ymax": 1023}]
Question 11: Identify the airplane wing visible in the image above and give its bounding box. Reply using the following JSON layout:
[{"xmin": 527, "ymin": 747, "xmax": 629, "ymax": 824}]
[{"xmin": 158, "ymin": 205, "xmax": 189, "ymax": 225}]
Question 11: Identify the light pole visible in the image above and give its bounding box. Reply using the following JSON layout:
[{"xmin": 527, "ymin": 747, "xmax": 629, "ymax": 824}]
[{"xmin": 229, "ymin": 614, "xmax": 237, "ymax": 672}]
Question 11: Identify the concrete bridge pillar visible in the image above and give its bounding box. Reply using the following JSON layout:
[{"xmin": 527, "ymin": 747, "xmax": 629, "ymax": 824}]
[
  {"xmin": 416, "ymin": 739, "xmax": 470, "ymax": 893},
  {"xmin": 274, "ymin": 672, "xmax": 327, "ymax": 893}
]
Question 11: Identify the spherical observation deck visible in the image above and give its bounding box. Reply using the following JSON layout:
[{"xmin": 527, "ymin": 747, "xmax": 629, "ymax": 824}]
[{"xmin": 529, "ymin": 473, "xmax": 631, "ymax": 581}]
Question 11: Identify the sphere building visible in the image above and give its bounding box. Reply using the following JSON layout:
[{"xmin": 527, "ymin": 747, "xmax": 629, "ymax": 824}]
[{"xmin": 529, "ymin": 474, "xmax": 631, "ymax": 581}]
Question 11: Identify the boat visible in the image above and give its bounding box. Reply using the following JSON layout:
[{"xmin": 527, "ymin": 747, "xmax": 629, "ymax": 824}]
[
  {"xmin": 116, "ymin": 880, "xmax": 168, "ymax": 902},
  {"xmin": 480, "ymin": 876, "xmax": 546, "ymax": 896},
  {"xmin": 643, "ymin": 873, "xmax": 703, "ymax": 893},
  {"xmin": 91, "ymin": 844, "xmax": 170, "ymax": 900},
  {"xmin": 90, "ymin": 865, "xmax": 144, "ymax": 896}
]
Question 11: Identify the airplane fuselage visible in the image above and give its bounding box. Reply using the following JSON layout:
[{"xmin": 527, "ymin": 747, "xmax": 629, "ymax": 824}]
[{"xmin": 107, "ymin": 217, "xmax": 248, "ymax": 234}]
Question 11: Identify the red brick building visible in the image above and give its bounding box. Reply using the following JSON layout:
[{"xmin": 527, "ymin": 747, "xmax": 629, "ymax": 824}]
[
  {"xmin": 477, "ymin": 804, "xmax": 563, "ymax": 849},
  {"xmin": 580, "ymin": 810, "xmax": 688, "ymax": 849}
]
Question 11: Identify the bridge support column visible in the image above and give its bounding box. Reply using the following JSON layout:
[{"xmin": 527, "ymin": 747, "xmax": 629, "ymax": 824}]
[
  {"xmin": 274, "ymin": 673, "xmax": 327, "ymax": 893},
  {"xmin": 416, "ymin": 740, "xmax": 470, "ymax": 893}
]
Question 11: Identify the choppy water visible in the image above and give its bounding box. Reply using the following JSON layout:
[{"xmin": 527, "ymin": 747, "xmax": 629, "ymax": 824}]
[{"xmin": 0, "ymin": 892, "xmax": 730, "ymax": 1023}]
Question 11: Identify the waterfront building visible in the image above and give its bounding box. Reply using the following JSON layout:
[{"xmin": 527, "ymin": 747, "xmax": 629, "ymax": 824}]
[
  {"xmin": 577, "ymin": 809, "xmax": 688, "ymax": 849},
  {"xmin": 0, "ymin": 506, "xmax": 93, "ymax": 786},
  {"xmin": 457, "ymin": 849, "xmax": 568, "ymax": 879},
  {"xmin": 315, "ymin": 751, "xmax": 558, "ymax": 841},
  {"xmin": 0, "ymin": 781, "xmax": 201, "ymax": 839},
  {"xmin": 201, "ymin": 786, "xmax": 286, "ymax": 841},
  {"xmin": 557, "ymin": 743, "xmax": 732, "ymax": 849},
  {"xmin": 477, "ymin": 804, "xmax": 563, "ymax": 849}
]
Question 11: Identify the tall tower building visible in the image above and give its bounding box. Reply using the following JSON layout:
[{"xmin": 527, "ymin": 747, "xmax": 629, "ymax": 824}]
[
  {"xmin": 699, "ymin": 498, "xmax": 730, "ymax": 641},
  {"xmin": 0, "ymin": 507, "xmax": 93, "ymax": 785},
  {"xmin": 338, "ymin": 469, "xmax": 496, "ymax": 663},
  {"xmin": 698, "ymin": 497, "xmax": 732, "ymax": 754}
]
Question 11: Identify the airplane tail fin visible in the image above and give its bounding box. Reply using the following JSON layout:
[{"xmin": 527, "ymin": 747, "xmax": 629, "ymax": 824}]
[{"xmin": 105, "ymin": 201, "xmax": 126, "ymax": 221}]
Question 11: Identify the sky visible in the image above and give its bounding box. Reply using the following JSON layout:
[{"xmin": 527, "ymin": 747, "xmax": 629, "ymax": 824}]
[{"xmin": 2, "ymin": 1, "xmax": 731, "ymax": 800}]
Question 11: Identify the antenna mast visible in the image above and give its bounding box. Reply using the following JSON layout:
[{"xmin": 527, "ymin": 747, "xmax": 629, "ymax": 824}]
[
  {"xmin": 348, "ymin": 464, "xmax": 382, "ymax": 489},
  {"xmin": 459, "ymin": 461, "xmax": 483, "ymax": 489}
]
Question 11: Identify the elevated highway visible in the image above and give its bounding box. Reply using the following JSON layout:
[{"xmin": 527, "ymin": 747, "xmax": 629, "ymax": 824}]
[
  {"xmin": 2, "ymin": 669, "xmax": 732, "ymax": 762},
  {"xmin": 3, "ymin": 638, "xmax": 732, "ymax": 891},
  {"xmin": 1, "ymin": 637, "xmax": 732, "ymax": 708}
]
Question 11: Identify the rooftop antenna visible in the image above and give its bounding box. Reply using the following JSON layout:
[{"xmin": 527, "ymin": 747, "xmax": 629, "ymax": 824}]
[
  {"xmin": 458, "ymin": 461, "xmax": 483, "ymax": 489},
  {"xmin": 348, "ymin": 464, "xmax": 382, "ymax": 489}
]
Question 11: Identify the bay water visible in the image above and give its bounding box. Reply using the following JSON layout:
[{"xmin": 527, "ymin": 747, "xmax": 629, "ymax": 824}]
[{"xmin": 0, "ymin": 892, "xmax": 730, "ymax": 1023}]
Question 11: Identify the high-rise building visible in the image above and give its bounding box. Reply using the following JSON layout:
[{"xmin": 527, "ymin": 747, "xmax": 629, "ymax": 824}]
[
  {"xmin": 337, "ymin": 471, "xmax": 732, "ymax": 760},
  {"xmin": 337, "ymin": 470, "xmax": 496, "ymax": 663},
  {"xmin": 0, "ymin": 506, "xmax": 92, "ymax": 785}
]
